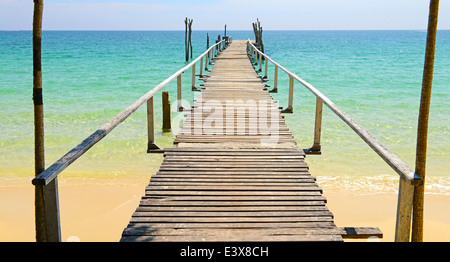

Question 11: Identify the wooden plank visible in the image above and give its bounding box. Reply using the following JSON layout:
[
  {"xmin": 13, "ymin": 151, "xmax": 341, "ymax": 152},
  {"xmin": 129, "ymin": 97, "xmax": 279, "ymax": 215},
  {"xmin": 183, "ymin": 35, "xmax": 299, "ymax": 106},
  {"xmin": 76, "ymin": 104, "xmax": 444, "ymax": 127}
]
[
  {"xmin": 141, "ymin": 195, "xmax": 328, "ymax": 202},
  {"xmin": 139, "ymin": 200, "xmax": 327, "ymax": 207},
  {"xmin": 129, "ymin": 216, "xmax": 334, "ymax": 223},
  {"xmin": 124, "ymin": 221, "xmax": 336, "ymax": 229},
  {"xmin": 339, "ymin": 227, "xmax": 383, "ymax": 239},
  {"xmin": 145, "ymin": 191, "xmax": 323, "ymax": 196},
  {"xmin": 120, "ymin": 234, "xmax": 342, "ymax": 242},
  {"xmin": 131, "ymin": 211, "xmax": 333, "ymax": 218},
  {"xmin": 135, "ymin": 205, "xmax": 329, "ymax": 212}
]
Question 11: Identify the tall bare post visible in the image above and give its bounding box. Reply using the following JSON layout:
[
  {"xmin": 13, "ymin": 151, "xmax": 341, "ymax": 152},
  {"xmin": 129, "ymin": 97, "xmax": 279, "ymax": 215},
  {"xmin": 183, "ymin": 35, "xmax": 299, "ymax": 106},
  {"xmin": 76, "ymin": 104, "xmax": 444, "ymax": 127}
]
[
  {"xmin": 188, "ymin": 19, "xmax": 193, "ymax": 59},
  {"xmin": 185, "ymin": 18, "xmax": 188, "ymax": 61},
  {"xmin": 33, "ymin": 0, "xmax": 61, "ymax": 242},
  {"xmin": 412, "ymin": 0, "xmax": 440, "ymax": 242}
]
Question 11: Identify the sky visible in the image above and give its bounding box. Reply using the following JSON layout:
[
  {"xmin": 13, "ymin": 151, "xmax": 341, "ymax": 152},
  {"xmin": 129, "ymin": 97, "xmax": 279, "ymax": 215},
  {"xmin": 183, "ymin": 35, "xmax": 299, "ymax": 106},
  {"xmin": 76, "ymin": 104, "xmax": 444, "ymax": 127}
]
[{"xmin": 1, "ymin": 0, "xmax": 449, "ymax": 31}]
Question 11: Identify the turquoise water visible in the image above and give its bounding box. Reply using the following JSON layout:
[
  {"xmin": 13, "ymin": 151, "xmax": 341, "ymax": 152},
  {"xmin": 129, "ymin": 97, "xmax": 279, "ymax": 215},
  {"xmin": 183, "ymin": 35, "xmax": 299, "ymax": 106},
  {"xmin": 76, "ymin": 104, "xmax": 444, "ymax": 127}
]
[{"xmin": 1, "ymin": 30, "xmax": 449, "ymax": 194}]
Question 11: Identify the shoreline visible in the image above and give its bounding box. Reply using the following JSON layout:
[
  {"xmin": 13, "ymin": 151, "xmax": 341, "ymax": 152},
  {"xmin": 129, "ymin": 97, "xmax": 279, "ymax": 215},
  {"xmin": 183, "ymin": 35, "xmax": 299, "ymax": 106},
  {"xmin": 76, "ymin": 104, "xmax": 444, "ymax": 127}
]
[{"xmin": 1, "ymin": 177, "xmax": 449, "ymax": 242}]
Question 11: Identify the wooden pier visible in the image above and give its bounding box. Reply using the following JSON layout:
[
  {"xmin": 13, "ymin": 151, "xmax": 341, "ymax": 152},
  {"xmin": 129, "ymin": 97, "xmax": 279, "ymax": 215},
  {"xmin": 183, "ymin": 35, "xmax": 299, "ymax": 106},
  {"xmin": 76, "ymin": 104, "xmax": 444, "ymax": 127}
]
[
  {"xmin": 120, "ymin": 41, "xmax": 380, "ymax": 242},
  {"xmin": 33, "ymin": 37, "xmax": 424, "ymax": 243}
]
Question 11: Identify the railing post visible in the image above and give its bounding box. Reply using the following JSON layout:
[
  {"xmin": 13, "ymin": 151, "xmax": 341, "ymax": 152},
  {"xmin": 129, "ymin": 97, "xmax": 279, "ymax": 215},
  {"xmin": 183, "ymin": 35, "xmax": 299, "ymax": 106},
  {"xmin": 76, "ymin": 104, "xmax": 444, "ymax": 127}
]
[
  {"xmin": 199, "ymin": 56, "xmax": 204, "ymax": 78},
  {"xmin": 395, "ymin": 177, "xmax": 415, "ymax": 242},
  {"xmin": 305, "ymin": 97, "xmax": 323, "ymax": 155},
  {"xmin": 35, "ymin": 179, "xmax": 61, "ymax": 242},
  {"xmin": 205, "ymin": 52, "xmax": 210, "ymax": 71},
  {"xmin": 192, "ymin": 63, "xmax": 200, "ymax": 91},
  {"xmin": 258, "ymin": 52, "xmax": 262, "ymax": 73},
  {"xmin": 281, "ymin": 76, "xmax": 294, "ymax": 113},
  {"xmin": 209, "ymin": 49, "xmax": 213, "ymax": 65},
  {"xmin": 177, "ymin": 74, "xmax": 184, "ymax": 112},
  {"xmin": 263, "ymin": 55, "xmax": 268, "ymax": 79},
  {"xmin": 33, "ymin": 0, "xmax": 62, "ymax": 243},
  {"xmin": 162, "ymin": 91, "xmax": 171, "ymax": 132},
  {"xmin": 270, "ymin": 65, "xmax": 278, "ymax": 93},
  {"xmin": 147, "ymin": 96, "xmax": 161, "ymax": 153}
]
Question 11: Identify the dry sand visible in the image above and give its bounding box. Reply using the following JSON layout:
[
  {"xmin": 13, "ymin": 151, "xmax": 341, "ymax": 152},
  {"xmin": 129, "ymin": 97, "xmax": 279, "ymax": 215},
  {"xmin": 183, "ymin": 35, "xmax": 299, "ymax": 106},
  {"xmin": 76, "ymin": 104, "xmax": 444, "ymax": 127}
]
[{"xmin": 1, "ymin": 177, "xmax": 449, "ymax": 242}]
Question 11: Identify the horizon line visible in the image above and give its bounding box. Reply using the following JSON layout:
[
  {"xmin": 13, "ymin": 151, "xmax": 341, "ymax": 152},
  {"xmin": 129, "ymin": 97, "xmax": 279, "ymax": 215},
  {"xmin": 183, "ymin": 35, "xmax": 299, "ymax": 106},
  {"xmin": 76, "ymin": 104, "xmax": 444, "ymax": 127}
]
[{"xmin": 2, "ymin": 29, "xmax": 450, "ymax": 32}]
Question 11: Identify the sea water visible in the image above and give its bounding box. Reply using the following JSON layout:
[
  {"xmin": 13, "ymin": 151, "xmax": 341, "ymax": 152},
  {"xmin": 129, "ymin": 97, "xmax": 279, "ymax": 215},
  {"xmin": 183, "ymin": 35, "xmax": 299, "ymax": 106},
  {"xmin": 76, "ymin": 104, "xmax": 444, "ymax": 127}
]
[{"xmin": 0, "ymin": 30, "xmax": 448, "ymax": 194}]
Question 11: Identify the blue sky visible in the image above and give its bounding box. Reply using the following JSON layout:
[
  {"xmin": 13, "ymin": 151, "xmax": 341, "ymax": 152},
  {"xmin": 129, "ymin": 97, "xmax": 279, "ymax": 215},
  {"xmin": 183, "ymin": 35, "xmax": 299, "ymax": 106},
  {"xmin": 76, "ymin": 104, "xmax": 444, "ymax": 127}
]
[{"xmin": 1, "ymin": 0, "xmax": 449, "ymax": 30}]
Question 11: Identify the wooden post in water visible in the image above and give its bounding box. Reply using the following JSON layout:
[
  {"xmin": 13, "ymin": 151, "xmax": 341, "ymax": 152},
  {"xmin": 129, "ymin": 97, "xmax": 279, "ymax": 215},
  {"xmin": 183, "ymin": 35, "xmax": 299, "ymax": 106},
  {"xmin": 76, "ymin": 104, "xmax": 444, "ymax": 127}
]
[
  {"xmin": 33, "ymin": 0, "xmax": 61, "ymax": 242},
  {"xmin": 185, "ymin": 18, "xmax": 188, "ymax": 61},
  {"xmin": 185, "ymin": 18, "xmax": 193, "ymax": 61},
  {"xmin": 162, "ymin": 91, "xmax": 171, "ymax": 132},
  {"xmin": 188, "ymin": 19, "xmax": 193, "ymax": 59},
  {"xmin": 411, "ymin": 0, "xmax": 440, "ymax": 242}
]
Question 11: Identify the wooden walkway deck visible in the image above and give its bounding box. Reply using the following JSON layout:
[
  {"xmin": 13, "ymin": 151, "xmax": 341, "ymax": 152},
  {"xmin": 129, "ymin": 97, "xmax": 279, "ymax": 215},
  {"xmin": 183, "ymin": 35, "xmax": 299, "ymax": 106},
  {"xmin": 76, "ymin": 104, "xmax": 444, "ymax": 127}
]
[{"xmin": 120, "ymin": 40, "xmax": 345, "ymax": 241}]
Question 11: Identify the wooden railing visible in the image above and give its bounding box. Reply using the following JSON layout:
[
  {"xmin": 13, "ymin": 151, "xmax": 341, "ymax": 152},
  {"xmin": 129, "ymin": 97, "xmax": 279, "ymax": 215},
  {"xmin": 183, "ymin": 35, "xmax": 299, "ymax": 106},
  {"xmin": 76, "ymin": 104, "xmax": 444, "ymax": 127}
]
[
  {"xmin": 247, "ymin": 40, "xmax": 422, "ymax": 242},
  {"xmin": 31, "ymin": 39, "xmax": 228, "ymax": 242}
]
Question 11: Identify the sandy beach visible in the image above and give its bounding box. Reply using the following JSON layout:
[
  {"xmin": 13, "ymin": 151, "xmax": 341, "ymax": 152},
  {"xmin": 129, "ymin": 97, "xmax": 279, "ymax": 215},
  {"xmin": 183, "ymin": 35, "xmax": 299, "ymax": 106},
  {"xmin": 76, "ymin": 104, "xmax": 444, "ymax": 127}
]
[{"xmin": 1, "ymin": 176, "xmax": 448, "ymax": 242}]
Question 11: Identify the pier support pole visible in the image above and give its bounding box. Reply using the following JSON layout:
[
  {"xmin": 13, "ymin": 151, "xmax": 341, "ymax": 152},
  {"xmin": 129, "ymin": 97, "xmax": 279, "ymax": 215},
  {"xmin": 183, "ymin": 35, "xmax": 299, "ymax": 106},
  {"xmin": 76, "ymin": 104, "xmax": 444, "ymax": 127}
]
[
  {"xmin": 412, "ymin": 0, "xmax": 440, "ymax": 242},
  {"xmin": 33, "ymin": 0, "xmax": 61, "ymax": 242}
]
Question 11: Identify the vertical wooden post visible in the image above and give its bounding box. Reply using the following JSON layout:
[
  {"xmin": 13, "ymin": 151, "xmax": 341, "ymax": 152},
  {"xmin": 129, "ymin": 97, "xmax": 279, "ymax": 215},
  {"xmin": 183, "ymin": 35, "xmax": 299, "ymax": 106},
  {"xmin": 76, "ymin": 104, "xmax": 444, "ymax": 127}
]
[
  {"xmin": 185, "ymin": 17, "xmax": 188, "ymax": 62},
  {"xmin": 395, "ymin": 177, "xmax": 415, "ymax": 242},
  {"xmin": 177, "ymin": 74, "xmax": 183, "ymax": 111},
  {"xmin": 162, "ymin": 91, "xmax": 171, "ymax": 132},
  {"xmin": 147, "ymin": 96, "xmax": 160, "ymax": 152},
  {"xmin": 209, "ymin": 48, "xmax": 213, "ymax": 65},
  {"xmin": 191, "ymin": 63, "xmax": 199, "ymax": 91},
  {"xmin": 264, "ymin": 55, "xmax": 268, "ymax": 79},
  {"xmin": 33, "ymin": 0, "xmax": 61, "ymax": 242},
  {"xmin": 282, "ymin": 76, "xmax": 294, "ymax": 113},
  {"xmin": 270, "ymin": 65, "xmax": 278, "ymax": 93},
  {"xmin": 412, "ymin": 0, "xmax": 440, "ymax": 242},
  {"xmin": 258, "ymin": 52, "xmax": 262, "ymax": 73},
  {"xmin": 199, "ymin": 56, "xmax": 204, "ymax": 78},
  {"xmin": 188, "ymin": 19, "xmax": 193, "ymax": 59},
  {"xmin": 306, "ymin": 97, "xmax": 323, "ymax": 154},
  {"xmin": 205, "ymin": 52, "xmax": 209, "ymax": 71},
  {"xmin": 35, "ymin": 180, "xmax": 61, "ymax": 242}
]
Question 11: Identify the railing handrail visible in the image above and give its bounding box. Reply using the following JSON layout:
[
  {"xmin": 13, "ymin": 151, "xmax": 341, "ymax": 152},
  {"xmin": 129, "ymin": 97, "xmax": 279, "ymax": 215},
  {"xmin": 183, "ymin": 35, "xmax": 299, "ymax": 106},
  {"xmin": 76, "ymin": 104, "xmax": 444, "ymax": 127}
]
[
  {"xmin": 247, "ymin": 40, "xmax": 422, "ymax": 186},
  {"xmin": 32, "ymin": 40, "xmax": 225, "ymax": 186}
]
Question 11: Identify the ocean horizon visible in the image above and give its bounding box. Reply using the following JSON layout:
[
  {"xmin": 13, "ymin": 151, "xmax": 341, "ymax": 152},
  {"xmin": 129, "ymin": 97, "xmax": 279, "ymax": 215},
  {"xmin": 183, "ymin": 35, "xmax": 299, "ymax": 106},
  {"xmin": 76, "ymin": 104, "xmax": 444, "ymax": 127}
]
[{"xmin": 1, "ymin": 30, "xmax": 449, "ymax": 195}]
